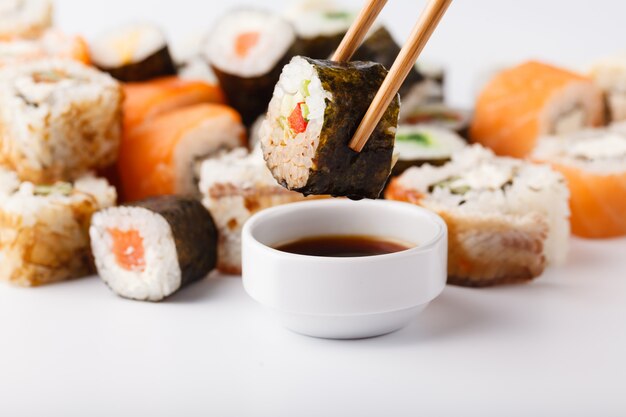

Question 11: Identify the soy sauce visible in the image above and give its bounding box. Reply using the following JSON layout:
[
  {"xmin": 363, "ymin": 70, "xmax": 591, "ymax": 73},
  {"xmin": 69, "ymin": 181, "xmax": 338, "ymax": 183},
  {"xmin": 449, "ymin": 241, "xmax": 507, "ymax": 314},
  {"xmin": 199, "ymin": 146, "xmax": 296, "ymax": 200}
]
[{"xmin": 274, "ymin": 235, "xmax": 413, "ymax": 258}]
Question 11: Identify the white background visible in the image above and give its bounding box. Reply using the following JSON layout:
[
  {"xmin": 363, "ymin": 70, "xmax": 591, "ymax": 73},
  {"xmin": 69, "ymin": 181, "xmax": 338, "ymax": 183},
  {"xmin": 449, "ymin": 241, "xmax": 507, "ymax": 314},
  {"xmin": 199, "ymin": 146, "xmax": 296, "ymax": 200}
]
[
  {"xmin": 55, "ymin": 0, "xmax": 626, "ymax": 106},
  {"xmin": 2, "ymin": 1, "xmax": 626, "ymax": 416}
]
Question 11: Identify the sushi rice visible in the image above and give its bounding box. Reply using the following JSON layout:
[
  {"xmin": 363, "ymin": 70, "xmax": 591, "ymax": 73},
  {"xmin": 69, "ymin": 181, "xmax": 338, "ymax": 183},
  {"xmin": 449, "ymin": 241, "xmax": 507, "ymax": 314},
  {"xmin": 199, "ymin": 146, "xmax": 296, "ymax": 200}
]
[{"xmin": 0, "ymin": 0, "xmax": 52, "ymax": 39}]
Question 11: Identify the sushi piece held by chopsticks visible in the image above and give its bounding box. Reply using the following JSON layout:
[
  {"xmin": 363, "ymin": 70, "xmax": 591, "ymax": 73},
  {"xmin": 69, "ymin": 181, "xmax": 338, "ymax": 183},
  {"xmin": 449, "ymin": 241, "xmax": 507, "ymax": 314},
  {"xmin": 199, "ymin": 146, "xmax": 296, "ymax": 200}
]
[
  {"xmin": 0, "ymin": 0, "xmax": 52, "ymax": 40},
  {"xmin": 0, "ymin": 171, "xmax": 117, "ymax": 287},
  {"xmin": 203, "ymin": 9, "xmax": 297, "ymax": 127},
  {"xmin": 90, "ymin": 22, "xmax": 176, "ymax": 82},
  {"xmin": 386, "ymin": 145, "xmax": 570, "ymax": 287},
  {"xmin": 533, "ymin": 128, "xmax": 626, "ymax": 239},
  {"xmin": 470, "ymin": 61, "xmax": 605, "ymax": 158},
  {"xmin": 90, "ymin": 196, "xmax": 218, "ymax": 302}
]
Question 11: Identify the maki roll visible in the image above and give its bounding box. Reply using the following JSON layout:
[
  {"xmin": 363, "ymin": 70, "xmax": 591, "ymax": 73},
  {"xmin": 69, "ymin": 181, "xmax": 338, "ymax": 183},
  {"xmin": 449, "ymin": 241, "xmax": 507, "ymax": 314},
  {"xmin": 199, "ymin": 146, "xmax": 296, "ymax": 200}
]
[
  {"xmin": 392, "ymin": 125, "xmax": 466, "ymax": 177},
  {"xmin": 352, "ymin": 26, "xmax": 424, "ymax": 98},
  {"xmin": 412, "ymin": 61, "xmax": 446, "ymax": 104},
  {"xmin": 471, "ymin": 61, "xmax": 605, "ymax": 158},
  {"xmin": 0, "ymin": 172, "xmax": 116, "ymax": 287},
  {"xmin": 386, "ymin": 145, "xmax": 570, "ymax": 287},
  {"xmin": 118, "ymin": 103, "xmax": 245, "ymax": 202},
  {"xmin": 0, "ymin": 30, "xmax": 90, "ymax": 67},
  {"xmin": 0, "ymin": 59, "xmax": 123, "ymax": 183},
  {"xmin": 533, "ymin": 128, "xmax": 626, "ymax": 239},
  {"xmin": 399, "ymin": 103, "xmax": 472, "ymax": 138},
  {"xmin": 199, "ymin": 147, "xmax": 319, "ymax": 274},
  {"xmin": 284, "ymin": 0, "xmax": 355, "ymax": 59},
  {"xmin": 589, "ymin": 55, "xmax": 626, "ymax": 122},
  {"xmin": 90, "ymin": 196, "xmax": 217, "ymax": 301},
  {"xmin": 261, "ymin": 57, "xmax": 399, "ymax": 199},
  {"xmin": 203, "ymin": 9, "xmax": 296, "ymax": 127},
  {"xmin": 90, "ymin": 22, "xmax": 176, "ymax": 82},
  {"xmin": 0, "ymin": 0, "xmax": 52, "ymax": 39}
]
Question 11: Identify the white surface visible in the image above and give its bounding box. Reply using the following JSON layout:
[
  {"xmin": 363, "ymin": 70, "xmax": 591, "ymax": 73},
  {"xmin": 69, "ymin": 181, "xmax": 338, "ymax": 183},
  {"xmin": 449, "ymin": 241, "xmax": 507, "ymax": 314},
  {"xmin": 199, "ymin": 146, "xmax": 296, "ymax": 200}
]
[
  {"xmin": 1, "ymin": 238, "xmax": 626, "ymax": 416},
  {"xmin": 3, "ymin": 0, "xmax": 626, "ymax": 415},
  {"xmin": 53, "ymin": 0, "xmax": 626, "ymax": 107},
  {"xmin": 241, "ymin": 200, "xmax": 447, "ymax": 338}
]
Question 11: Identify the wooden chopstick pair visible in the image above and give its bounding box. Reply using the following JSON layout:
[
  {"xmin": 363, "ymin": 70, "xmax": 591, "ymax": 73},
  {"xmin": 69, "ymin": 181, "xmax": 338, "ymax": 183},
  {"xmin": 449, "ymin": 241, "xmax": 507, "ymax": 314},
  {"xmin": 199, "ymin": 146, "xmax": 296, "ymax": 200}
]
[{"xmin": 331, "ymin": 0, "xmax": 453, "ymax": 152}]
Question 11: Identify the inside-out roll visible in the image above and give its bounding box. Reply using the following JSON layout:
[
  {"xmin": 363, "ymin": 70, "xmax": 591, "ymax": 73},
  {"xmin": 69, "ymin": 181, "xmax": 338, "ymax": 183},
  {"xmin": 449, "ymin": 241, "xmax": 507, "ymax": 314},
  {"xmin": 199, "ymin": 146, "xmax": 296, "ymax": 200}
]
[
  {"xmin": 204, "ymin": 9, "xmax": 296, "ymax": 126},
  {"xmin": 0, "ymin": 0, "xmax": 52, "ymax": 39},
  {"xmin": 90, "ymin": 196, "xmax": 218, "ymax": 302},
  {"xmin": 261, "ymin": 56, "xmax": 399, "ymax": 199},
  {"xmin": 589, "ymin": 55, "xmax": 626, "ymax": 123},
  {"xmin": 533, "ymin": 127, "xmax": 626, "ymax": 239},
  {"xmin": 386, "ymin": 145, "xmax": 570, "ymax": 287}
]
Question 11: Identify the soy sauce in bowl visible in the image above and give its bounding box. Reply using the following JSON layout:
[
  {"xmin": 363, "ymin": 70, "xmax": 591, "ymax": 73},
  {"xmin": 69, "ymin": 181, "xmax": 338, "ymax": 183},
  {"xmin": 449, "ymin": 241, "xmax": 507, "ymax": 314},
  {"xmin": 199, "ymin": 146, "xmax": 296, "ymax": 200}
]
[{"xmin": 274, "ymin": 235, "xmax": 413, "ymax": 258}]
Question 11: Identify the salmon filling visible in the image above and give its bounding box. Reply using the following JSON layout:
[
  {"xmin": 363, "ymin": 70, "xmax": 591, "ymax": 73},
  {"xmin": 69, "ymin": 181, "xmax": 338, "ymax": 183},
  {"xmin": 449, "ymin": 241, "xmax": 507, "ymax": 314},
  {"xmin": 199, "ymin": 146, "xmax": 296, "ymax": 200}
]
[
  {"xmin": 108, "ymin": 228, "xmax": 146, "ymax": 272},
  {"xmin": 235, "ymin": 32, "xmax": 260, "ymax": 58}
]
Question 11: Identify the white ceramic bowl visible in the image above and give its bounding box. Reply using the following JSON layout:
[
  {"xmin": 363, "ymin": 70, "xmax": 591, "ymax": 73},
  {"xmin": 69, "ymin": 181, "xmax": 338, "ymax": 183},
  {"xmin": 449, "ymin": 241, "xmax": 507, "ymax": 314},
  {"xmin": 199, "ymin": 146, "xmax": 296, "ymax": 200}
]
[{"xmin": 241, "ymin": 199, "xmax": 447, "ymax": 339}]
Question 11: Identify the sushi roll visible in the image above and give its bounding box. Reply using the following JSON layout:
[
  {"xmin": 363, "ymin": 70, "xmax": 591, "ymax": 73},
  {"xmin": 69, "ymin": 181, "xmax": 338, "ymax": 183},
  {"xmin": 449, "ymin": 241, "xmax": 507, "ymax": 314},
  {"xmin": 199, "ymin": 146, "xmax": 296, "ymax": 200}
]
[
  {"xmin": 90, "ymin": 22, "xmax": 176, "ymax": 82},
  {"xmin": 589, "ymin": 55, "xmax": 626, "ymax": 123},
  {"xmin": 90, "ymin": 196, "xmax": 218, "ymax": 301},
  {"xmin": 0, "ymin": 172, "xmax": 116, "ymax": 287},
  {"xmin": 411, "ymin": 61, "xmax": 446, "ymax": 104},
  {"xmin": 386, "ymin": 145, "xmax": 570, "ymax": 287},
  {"xmin": 470, "ymin": 61, "xmax": 605, "ymax": 158},
  {"xmin": 392, "ymin": 125, "xmax": 466, "ymax": 177},
  {"xmin": 118, "ymin": 103, "xmax": 245, "ymax": 202},
  {"xmin": 352, "ymin": 26, "xmax": 424, "ymax": 98},
  {"xmin": 0, "ymin": 59, "xmax": 123, "ymax": 183},
  {"xmin": 284, "ymin": 0, "xmax": 355, "ymax": 59},
  {"xmin": 199, "ymin": 148, "xmax": 320, "ymax": 274},
  {"xmin": 0, "ymin": 0, "xmax": 52, "ymax": 40},
  {"xmin": 122, "ymin": 76, "xmax": 225, "ymax": 131},
  {"xmin": 261, "ymin": 56, "xmax": 399, "ymax": 199},
  {"xmin": 170, "ymin": 32, "xmax": 218, "ymax": 83},
  {"xmin": 203, "ymin": 9, "xmax": 297, "ymax": 127},
  {"xmin": 533, "ymin": 128, "xmax": 626, "ymax": 239},
  {"xmin": 0, "ymin": 30, "xmax": 90, "ymax": 67},
  {"xmin": 399, "ymin": 103, "xmax": 472, "ymax": 138}
]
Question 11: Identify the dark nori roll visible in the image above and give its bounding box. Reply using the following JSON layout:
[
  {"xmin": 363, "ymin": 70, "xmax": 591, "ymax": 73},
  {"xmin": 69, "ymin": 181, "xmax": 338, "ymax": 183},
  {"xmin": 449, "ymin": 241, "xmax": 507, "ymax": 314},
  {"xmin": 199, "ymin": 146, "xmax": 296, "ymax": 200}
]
[
  {"xmin": 204, "ymin": 9, "xmax": 298, "ymax": 127},
  {"xmin": 90, "ymin": 196, "xmax": 218, "ymax": 302},
  {"xmin": 90, "ymin": 23, "xmax": 176, "ymax": 83},
  {"xmin": 400, "ymin": 104, "xmax": 473, "ymax": 139},
  {"xmin": 352, "ymin": 26, "xmax": 424, "ymax": 97},
  {"xmin": 261, "ymin": 56, "xmax": 399, "ymax": 200}
]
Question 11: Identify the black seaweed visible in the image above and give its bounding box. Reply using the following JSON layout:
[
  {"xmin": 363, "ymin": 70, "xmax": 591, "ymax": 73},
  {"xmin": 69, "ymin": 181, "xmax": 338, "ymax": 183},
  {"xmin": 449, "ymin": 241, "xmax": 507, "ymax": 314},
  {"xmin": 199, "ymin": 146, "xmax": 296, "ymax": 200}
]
[
  {"xmin": 98, "ymin": 46, "xmax": 176, "ymax": 83},
  {"xmin": 294, "ymin": 33, "xmax": 345, "ymax": 60},
  {"xmin": 295, "ymin": 58, "xmax": 399, "ymax": 200}
]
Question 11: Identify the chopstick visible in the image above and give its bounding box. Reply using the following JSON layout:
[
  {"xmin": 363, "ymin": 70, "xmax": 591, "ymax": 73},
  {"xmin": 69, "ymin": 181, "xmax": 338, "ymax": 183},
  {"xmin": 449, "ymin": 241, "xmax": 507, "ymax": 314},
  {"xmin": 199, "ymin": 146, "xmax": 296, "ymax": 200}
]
[
  {"xmin": 332, "ymin": 0, "xmax": 388, "ymax": 62},
  {"xmin": 348, "ymin": 0, "xmax": 453, "ymax": 152}
]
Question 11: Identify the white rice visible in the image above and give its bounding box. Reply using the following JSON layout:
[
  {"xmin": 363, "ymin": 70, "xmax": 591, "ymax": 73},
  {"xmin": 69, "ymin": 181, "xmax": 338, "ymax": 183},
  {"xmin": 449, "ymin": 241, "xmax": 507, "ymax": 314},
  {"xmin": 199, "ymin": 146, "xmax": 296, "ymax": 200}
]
[
  {"xmin": 90, "ymin": 206, "xmax": 181, "ymax": 301},
  {"xmin": 397, "ymin": 145, "xmax": 570, "ymax": 265},
  {"xmin": 0, "ymin": 0, "xmax": 52, "ymax": 39},
  {"xmin": 261, "ymin": 56, "xmax": 331, "ymax": 189},
  {"xmin": 284, "ymin": 0, "xmax": 355, "ymax": 39},
  {"xmin": 534, "ymin": 128, "xmax": 626, "ymax": 174},
  {"xmin": 90, "ymin": 22, "xmax": 167, "ymax": 68},
  {"xmin": 204, "ymin": 9, "xmax": 295, "ymax": 77},
  {"xmin": 394, "ymin": 125, "xmax": 466, "ymax": 160},
  {"xmin": 589, "ymin": 55, "xmax": 626, "ymax": 122},
  {"xmin": 0, "ymin": 58, "xmax": 122, "ymax": 182}
]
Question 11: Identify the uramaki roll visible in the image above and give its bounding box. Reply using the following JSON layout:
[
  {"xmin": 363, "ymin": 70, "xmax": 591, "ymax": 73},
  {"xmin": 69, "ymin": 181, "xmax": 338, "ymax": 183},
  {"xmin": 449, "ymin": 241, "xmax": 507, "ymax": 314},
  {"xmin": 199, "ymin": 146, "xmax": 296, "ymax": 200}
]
[
  {"xmin": 386, "ymin": 145, "xmax": 570, "ymax": 287},
  {"xmin": 470, "ymin": 61, "xmax": 605, "ymax": 158},
  {"xmin": 203, "ymin": 9, "xmax": 297, "ymax": 127},
  {"xmin": 90, "ymin": 196, "xmax": 217, "ymax": 302},
  {"xmin": 0, "ymin": 59, "xmax": 122, "ymax": 183},
  {"xmin": 0, "ymin": 30, "xmax": 90, "ymax": 67},
  {"xmin": 0, "ymin": 0, "xmax": 52, "ymax": 40},
  {"xmin": 589, "ymin": 55, "xmax": 626, "ymax": 123},
  {"xmin": 261, "ymin": 56, "xmax": 399, "ymax": 199}
]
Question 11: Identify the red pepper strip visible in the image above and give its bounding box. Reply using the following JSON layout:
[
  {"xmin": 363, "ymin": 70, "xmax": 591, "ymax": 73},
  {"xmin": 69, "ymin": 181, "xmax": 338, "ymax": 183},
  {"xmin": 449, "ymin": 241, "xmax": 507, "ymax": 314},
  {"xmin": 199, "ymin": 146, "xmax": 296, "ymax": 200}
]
[{"xmin": 288, "ymin": 102, "xmax": 308, "ymax": 134}]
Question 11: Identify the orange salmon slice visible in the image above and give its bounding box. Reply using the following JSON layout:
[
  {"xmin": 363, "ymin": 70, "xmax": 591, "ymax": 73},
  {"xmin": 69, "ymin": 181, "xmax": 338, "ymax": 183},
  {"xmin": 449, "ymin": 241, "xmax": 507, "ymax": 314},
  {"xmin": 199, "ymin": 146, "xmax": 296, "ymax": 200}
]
[{"xmin": 108, "ymin": 228, "xmax": 146, "ymax": 272}]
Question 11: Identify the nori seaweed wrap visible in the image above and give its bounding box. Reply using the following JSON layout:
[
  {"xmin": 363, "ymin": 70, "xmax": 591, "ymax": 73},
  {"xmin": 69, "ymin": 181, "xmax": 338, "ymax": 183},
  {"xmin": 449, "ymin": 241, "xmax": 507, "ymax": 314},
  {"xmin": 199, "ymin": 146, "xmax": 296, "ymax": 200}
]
[
  {"xmin": 90, "ymin": 196, "xmax": 218, "ymax": 302},
  {"xmin": 261, "ymin": 56, "xmax": 399, "ymax": 200},
  {"xmin": 204, "ymin": 9, "xmax": 298, "ymax": 127},
  {"xmin": 90, "ymin": 22, "xmax": 176, "ymax": 82}
]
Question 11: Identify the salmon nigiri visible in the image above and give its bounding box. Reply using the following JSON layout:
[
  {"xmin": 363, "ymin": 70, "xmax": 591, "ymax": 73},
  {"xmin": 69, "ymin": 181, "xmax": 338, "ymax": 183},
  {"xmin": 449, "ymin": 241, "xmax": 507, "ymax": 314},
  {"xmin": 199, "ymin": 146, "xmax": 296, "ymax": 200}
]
[
  {"xmin": 533, "ymin": 128, "xmax": 626, "ymax": 239},
  {"xmin": 122, "ymin": 76, "xmax": 225, "ymax": 131},
  {"xmin": 119, "ymin": 103, "xmax": 245, "ymax": 202},
  {"xmin": 470, "ymin": 61, "xmax": 605, "ymax": 158}
]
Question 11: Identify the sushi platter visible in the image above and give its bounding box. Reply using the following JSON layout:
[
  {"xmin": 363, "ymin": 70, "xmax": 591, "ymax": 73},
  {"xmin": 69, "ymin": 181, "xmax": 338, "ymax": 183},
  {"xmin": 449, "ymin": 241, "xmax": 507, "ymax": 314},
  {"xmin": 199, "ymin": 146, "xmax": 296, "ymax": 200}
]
[{"xmin": 1, "ymin": 0, "xmax": 626, "ymax": 415}]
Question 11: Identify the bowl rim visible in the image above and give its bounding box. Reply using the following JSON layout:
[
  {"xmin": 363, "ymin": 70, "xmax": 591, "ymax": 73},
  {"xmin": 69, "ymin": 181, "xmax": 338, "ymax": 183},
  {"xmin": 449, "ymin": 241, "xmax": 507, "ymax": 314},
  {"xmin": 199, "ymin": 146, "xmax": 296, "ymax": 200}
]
[{"xmin": 242, "ymin": 199, "xmax": 447, "ymax": 265}]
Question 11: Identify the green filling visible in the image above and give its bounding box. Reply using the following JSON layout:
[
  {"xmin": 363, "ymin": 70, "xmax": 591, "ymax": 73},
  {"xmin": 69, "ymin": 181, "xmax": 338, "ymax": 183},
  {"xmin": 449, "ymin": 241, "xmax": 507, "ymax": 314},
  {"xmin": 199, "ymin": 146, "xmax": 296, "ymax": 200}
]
[
  {"xmin": 301, "ymin": 103, "xmax": 310, "ymax": 120},
  {"xmin": 324, "ymin": 11, "xmax": 351, "ymax": 20},
  {"xmin": 396, "ymin": 132, "xmax": 431, "ymax": 146},
  {"xmin": 428, "ymin": 177, "xmax": 469, "ymax": 195},
  {"xmin": 34, "ymin": 182, "xmax": 73, "ymax": 196},
  {"xmin": 301, "ymin": 79, "xmax": 311, "ymax": 97}
]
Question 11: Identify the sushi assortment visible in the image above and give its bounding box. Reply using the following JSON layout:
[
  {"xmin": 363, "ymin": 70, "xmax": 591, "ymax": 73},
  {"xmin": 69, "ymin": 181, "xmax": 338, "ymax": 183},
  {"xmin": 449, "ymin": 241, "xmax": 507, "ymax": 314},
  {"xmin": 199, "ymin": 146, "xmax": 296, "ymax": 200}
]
[{"xmin": 0, "ymin": 0, "xmax": 625, "ymax": 299}]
